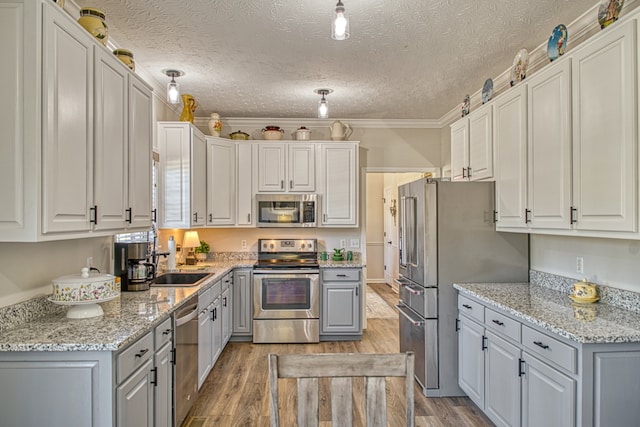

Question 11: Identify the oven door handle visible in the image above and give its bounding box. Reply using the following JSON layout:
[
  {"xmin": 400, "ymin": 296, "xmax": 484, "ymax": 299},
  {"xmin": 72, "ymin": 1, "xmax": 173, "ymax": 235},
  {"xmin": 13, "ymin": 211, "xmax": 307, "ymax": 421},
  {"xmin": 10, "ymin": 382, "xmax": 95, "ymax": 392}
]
[
  {"xmin": 396, "ymin": 304, "xmax": 424, "ymax": 327},
  {"xmin": 253, "ymin": 269, "xmax": 320, "ymax": 275}
]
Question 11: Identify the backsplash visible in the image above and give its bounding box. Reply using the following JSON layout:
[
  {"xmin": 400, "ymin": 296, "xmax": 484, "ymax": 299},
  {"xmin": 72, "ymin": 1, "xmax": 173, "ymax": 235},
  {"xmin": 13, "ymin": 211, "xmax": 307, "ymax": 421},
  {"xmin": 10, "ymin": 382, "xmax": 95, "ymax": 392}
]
[
  {"xmin": 0, "ymin": 295, "xmax": 64, "ymax": 333},
  {"xmin": 530, "ymin": 270, "xmax": 640, "ymax": 314}
]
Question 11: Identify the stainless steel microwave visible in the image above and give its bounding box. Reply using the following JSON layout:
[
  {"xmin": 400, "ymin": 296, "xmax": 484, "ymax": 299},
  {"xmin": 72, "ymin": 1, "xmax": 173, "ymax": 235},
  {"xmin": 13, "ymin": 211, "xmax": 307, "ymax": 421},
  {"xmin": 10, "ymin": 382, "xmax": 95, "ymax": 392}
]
[{"xmin": 256, "ymin": 194, "xmax": 317, "ymax": 227}]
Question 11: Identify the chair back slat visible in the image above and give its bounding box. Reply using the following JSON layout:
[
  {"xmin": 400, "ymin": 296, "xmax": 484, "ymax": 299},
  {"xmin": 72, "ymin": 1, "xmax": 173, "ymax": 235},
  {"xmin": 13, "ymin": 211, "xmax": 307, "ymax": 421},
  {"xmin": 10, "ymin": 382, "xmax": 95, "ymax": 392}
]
[
  {"xmin": 269, "ymin": 352, "xmax": 415, "ymax": 427},
  {"xmin": 365, "ymin": 377, "xmax": 387, "ymax": 427},
  {"xmin": 297, "ymin": 377, "xmax": 319, "ymax": 427},
  {"xmin": 330, "ymin": 377, "xmax": 353, "ymax": 426}
]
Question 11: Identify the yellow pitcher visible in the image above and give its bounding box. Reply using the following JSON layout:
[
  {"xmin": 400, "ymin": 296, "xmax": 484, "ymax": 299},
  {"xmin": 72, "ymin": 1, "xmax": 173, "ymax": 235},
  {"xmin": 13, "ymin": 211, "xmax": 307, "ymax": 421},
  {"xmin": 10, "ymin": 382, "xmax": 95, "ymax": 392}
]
[{"xmin": 180, "ymin": 94, "xmax": 198, "ymax": 123}]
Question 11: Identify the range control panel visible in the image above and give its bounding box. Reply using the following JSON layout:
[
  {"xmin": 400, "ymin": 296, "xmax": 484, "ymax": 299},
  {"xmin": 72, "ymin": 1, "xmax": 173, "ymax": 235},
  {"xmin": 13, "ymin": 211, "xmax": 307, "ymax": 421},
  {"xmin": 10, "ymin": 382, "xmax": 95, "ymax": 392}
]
[{"xmin": 258, "ymin": 239, "xmax": 317, "ymax": 253}]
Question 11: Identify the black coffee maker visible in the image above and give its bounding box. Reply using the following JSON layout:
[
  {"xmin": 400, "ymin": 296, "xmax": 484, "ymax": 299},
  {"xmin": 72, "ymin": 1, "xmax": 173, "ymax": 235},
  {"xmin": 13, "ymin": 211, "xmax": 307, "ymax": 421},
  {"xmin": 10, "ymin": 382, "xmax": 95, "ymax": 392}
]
[{"xmin": 114, "ymin": 242, "xmax": 155, "ymax": 291}]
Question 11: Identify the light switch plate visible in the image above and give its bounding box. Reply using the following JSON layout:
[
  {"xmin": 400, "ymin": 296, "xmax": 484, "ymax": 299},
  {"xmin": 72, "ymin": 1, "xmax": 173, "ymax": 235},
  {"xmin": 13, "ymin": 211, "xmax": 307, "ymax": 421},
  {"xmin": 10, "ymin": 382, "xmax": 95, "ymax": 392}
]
[{"xmin": 350, "ymin": 239, "xmax": 360, "ymax": 248}]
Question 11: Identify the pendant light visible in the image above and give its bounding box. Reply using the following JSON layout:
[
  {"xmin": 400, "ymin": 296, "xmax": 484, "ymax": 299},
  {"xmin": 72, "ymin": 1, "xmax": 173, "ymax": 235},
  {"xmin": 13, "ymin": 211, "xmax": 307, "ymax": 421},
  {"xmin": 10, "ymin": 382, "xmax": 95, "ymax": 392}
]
[
  {"xmin": 163, "ymin": 69, "xmax": 184, "ymax": 104},
  {"xmin": 332, "ymin": 0, "xmax": 350, "ymax": 40},
  {"xmin": 315, "ymin": 89, "xmax": 332, "ymax": 118}
]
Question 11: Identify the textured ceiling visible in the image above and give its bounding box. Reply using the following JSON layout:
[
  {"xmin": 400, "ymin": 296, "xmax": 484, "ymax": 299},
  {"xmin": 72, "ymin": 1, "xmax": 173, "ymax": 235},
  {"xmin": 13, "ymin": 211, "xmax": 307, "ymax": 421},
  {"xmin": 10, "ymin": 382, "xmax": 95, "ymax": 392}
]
[{"xmin": 75, "ymin": 0, "xmax": 597, "ymax": 119}]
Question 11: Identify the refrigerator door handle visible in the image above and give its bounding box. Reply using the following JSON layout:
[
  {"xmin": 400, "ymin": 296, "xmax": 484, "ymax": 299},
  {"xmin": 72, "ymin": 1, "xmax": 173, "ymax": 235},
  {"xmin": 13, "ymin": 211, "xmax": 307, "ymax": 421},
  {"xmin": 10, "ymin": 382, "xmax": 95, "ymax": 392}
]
[{"xmin": 396, "ymin": 304, "xmax": 424, "ymax": 327}]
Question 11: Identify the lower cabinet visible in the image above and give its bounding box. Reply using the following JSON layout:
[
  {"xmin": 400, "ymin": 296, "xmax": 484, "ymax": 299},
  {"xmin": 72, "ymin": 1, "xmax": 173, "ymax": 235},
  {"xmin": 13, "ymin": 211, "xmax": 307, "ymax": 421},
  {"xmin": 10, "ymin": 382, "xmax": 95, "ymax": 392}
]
[
  {"xmin": 232, "ymin": 269, "xmax": 253, "ymax": 338},
  {"xmin": 320, "ymin": 268, "xmax": 362, "ymax": 338},
  {"xmin": 221, "ymin": 273, "xmax": 233, "ymax": 345},
  {"xmin": 116, "ymin": 358, "xmax": 154, "ymax": 427}
]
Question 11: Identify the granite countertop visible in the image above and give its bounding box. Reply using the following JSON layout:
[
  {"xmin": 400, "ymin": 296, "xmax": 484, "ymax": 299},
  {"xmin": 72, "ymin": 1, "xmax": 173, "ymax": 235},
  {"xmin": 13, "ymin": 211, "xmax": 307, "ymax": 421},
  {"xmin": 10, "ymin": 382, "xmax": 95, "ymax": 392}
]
[
  {"xmin": 454, "ymin": 282, "xmax": 640, "ymax": 344},
  {"xmin": 318, "ymin": 260, "xmax": 365, "ymax": 268},
  {"xmin": 0, "ymin": 261, "xmax": 254, "ymax": 353}
]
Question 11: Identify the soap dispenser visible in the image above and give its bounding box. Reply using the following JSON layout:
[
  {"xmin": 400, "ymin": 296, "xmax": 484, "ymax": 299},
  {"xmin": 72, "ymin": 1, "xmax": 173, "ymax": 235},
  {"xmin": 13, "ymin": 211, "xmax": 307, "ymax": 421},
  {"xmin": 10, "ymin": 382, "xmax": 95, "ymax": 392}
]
[{"xmin": 167, "ymin": 236, "xmax": 177, "ymax": 270}]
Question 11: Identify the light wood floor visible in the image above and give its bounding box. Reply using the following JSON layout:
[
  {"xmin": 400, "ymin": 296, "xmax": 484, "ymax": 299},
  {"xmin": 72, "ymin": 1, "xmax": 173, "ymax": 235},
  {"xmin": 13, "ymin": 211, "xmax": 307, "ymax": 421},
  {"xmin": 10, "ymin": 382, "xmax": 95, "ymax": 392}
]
[{"xmin": 184, "ymin": 283, "xmax": 493, "ymax": 427}]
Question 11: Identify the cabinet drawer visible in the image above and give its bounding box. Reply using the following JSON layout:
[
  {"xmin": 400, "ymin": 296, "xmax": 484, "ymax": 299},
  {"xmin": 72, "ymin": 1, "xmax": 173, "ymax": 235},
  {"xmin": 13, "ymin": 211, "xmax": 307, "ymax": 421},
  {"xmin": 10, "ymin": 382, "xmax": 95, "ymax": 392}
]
[
  {"xmin": 117, "ymin": 332, "xmax": 154, "ymax": 383},
  {"xmin": 199, "ymin": 287, "xmax": 214, "ymax": 308},
  {"xmin": 322, "ymin": 269, "xmax": 360, "ymax": 281},
  {"xmin": 485, "ymin": 308, "xmax": 520, "ymax": 342},
  {"xmin": 155, "ymin": 317, "xmax": 173, "ymax": 349},
  {"xmin": 458, "ymin": 295, "xmax": 484, "ymax": 323},
  {"xmin": 222, "ymin": 273, "xmax": 233, "ymax": 289},
  {"xmin": 211, "ymin": 280, "xmax": 222, "ymax": 299},
  {"xmin": 522, "ymin": 325, "xmax": 576, "ymax": 373}
]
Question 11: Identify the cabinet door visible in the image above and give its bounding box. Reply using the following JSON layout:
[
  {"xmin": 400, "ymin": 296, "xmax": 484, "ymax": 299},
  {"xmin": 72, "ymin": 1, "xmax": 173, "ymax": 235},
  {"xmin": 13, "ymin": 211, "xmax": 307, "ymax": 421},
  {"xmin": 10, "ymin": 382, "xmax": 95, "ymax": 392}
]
[
  {"xmin": 127, "ymin": 75, "xmax": 153, "ymax": 229},
  {"xmin": 206, "ymin": 138, "xmax": 236, "ymax": 226},
  {"xmin": 288, "ymin": 144, "xmax": 315, "ymax": 191},
  {"xmin": 154, "ymin": 341, "xmax": 173, "ymax": 427},
  {"xmin": 528, "ymin": 59, "xmax": 572, "ymax": 230},
  {"xmin": 458, "ymin": 315, "xmax": 485, "ymax": 408},
  {"xmin": 198, "ymin": 309, "xmax": 212, "ymax": 388},
  {"xmin": 221, "ymin": 284, "xmax": 232, "ymax": 345},
  {"xmin": 522, "ymin": 352, "xmax": 576, "ymax": 427},
  {"xmin": 485, "ymin": 332, "xmax": 521, "ymax": 427},
  {"xmin": 42, "ymin": 4, "xmax": 94, "ymax": 233},
  {"xmin": 116, "ymin": 359, "xmax": 154, "ymax": 427},
  {"xmin": 191, "ymin": 129, "xmax": 207, "ymax": 226},
  {"xmin": 212, "ymin": 297, "xmax": 223, "ymax": 365},
  {"xmin": 468, "ymin": 105, "xmax": 493, "ymax": 181},
  {"xmin": 450, "ymin": 119, "xmax": 469, "ymax": 181},
  {"xmin": 257, "ymin": 144, "xmax": 286, "ymax": 192},
  {"xmin": 319, "ymin": 143, "xmax": 358, "ymax": 226},
  {"xmin": 232, "ymin": 270, "xmax": 252, "ymax": 335},
  {"xmin": 321, "ymin": 283, "xmax": 360, "ymax": 334},
  {"xmin": 572, "ymin": 21, "xmax": 637, "ymax": 232},
  {"xmin": 236, "ymin": 143, "xmax": 255, "ymax": 226},
  {"xmin": 93, "ymin": 47, "xmax": 128, "ymax": 231},
  {"xmin": 494, "ymin": 85, "xmax": 528, "ymax": 228}
]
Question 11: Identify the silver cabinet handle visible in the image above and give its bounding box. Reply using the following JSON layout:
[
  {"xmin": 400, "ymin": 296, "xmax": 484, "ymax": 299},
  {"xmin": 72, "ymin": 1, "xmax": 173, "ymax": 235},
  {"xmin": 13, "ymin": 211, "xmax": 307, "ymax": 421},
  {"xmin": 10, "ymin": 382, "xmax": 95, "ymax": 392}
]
[{"xmin": 396, "ymin": 304, "xmax": 424, "ymax": 327}]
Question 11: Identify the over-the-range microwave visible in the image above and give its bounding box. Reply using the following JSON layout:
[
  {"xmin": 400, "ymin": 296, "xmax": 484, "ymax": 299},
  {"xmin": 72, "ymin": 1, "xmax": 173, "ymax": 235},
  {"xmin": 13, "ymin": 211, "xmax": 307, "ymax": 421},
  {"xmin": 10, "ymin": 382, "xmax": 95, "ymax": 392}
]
[{"xmin": 256, "ymin": 194, "xmax": 317, "ymax": 227}]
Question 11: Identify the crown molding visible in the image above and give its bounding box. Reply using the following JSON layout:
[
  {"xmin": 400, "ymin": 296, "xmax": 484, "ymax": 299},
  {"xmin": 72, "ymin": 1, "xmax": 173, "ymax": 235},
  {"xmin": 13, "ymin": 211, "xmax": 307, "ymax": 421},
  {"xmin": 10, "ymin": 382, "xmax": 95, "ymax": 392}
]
[{"xmin": 193, "ymin": 117, "xmax": 442, "ymax": 129}]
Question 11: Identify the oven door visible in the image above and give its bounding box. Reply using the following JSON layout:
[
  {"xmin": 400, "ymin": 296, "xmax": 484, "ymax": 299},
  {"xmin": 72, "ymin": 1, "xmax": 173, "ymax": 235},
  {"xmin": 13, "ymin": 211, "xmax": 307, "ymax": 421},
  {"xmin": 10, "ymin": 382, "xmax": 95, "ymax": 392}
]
[{"xmin": 253, "ymin": 271, "xmax": 320, "ymax": 319}]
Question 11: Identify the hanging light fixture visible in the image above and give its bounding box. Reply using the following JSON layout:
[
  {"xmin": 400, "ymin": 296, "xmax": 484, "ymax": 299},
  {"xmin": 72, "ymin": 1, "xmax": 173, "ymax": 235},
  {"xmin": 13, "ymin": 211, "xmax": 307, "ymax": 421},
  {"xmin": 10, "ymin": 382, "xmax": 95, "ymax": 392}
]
[
  {"xmin": 315, "ymin": 89, "xmax": 332, "ymax": 119},
  {"xmin": 332, "ymin": 0, "xmax": 350, "ymax": 40},
  {"xmin": 163, "ymin": 69, "xmax": 184, "ymax": 104}
]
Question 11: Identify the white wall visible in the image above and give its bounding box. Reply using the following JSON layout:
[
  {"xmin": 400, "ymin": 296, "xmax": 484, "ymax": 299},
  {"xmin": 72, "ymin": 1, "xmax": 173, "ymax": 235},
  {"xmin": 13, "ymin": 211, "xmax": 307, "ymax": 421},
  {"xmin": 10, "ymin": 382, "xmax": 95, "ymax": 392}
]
[
  {"xmin": 531, "ymin": 235, "xmax": 640, "ymax": 293},
  {"xmin": 365, "ymin": 174, "xmax": 385, "ymax": 282}
]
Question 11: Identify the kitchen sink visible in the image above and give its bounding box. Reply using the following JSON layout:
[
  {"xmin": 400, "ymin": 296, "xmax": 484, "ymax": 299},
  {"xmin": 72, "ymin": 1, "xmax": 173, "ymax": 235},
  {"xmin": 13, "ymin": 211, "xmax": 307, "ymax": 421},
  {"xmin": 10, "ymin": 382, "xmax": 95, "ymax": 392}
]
[{"xmin": 150, "ymin": 272, "xmax": 213, "ymax": 287}]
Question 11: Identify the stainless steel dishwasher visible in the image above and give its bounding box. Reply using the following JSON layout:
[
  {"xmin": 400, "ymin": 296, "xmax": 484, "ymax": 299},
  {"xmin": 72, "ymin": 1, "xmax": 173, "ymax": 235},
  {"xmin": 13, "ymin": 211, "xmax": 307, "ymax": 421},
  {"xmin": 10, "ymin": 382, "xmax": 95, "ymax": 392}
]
[{"xmin": 174, "ymin": 294, "xmax": 199, "ymax": 427}]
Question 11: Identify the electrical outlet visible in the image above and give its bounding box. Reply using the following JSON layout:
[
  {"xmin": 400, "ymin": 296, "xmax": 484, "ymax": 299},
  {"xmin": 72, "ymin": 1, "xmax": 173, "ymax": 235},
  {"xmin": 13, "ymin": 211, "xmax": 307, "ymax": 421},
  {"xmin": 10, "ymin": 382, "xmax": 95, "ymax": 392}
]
[
  {"xmin": 576, "ymin": 256, "xmax": 584, "ymax": 274},
  {"xmin": 86, "ymin": 257, "xmax": 93, "ymax": 268},
  {"xmin": 350, "ymin": 239, "xmax": 360, "ymax": 248},
  {"xmin": 241, "ymin": 240, "xmax": 247, "ymax": 249},
  {"xmin": 340, "ymin": 239, "xmax": 346, "ymax": 248}
]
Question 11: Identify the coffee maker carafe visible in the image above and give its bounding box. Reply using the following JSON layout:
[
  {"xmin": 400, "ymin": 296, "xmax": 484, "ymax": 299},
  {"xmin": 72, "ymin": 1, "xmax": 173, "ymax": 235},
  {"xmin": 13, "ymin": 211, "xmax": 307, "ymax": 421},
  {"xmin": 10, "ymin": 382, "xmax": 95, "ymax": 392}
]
[{"xmin": 114, "ymin": 242, "xmax": 155, "ymax": 291}]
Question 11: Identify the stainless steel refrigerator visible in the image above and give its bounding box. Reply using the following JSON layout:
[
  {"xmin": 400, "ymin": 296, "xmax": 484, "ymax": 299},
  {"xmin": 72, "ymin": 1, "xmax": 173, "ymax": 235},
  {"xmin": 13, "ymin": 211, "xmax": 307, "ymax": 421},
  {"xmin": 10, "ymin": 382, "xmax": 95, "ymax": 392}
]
[{"xmin": 396, "ymin": 179, "xmax": 529, "ymax": 397}]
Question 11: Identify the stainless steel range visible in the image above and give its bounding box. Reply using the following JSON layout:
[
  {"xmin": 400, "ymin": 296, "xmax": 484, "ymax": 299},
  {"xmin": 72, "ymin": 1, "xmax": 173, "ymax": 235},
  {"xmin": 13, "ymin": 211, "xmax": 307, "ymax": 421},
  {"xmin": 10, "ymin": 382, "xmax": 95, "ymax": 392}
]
[{"xmin": 253, "ymin": 238, "xmax": 320, "ymax": 343}]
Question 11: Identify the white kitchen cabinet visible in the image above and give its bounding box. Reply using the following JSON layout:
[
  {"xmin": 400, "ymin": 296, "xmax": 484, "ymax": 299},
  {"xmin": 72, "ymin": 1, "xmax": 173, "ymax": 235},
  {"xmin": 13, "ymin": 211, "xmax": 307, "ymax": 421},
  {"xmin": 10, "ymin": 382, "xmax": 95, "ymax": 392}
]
[
  {"xmin": 221, "ymin": 274, "xmax": 233, "ymax": 346},
  {"xmin": 494, "ymin": 85, "xmax": 528, "ymax": 229},
  {"xmin": 318, "ymin": 143, "xmax": 359, "ymax": 226},
  {"xmin": 257, "ymin": 143, "xmax": 315, "ymax": 193},
  {"xmin": 527, "ymin": 59, "xmax": 572, "ymax": 230},
  {"xmin": 0, "ymin": 0, "xmax": 153, "ymax": 241},
  {"xmin": 321, "ymin": 269, "xmax": 362, "ymax": 336},
  {"xmin": 116, "ymin": 358, "xmax": 154, "ymax": 427},
  {"xmin": 236, "ymin": 143, "xmax": 256, "ymax": 226},
  {"xmin": 457, "ymin": 314, "xmax": 485, "ymax": 408},
  {"xmin": 232, "ymin": 269, "xmax": 253, "ymax": 337},
  {"xmin": 198, "ymin": 287, "xmax": 214, "ymax": 388},
  {"xmin": 158, "ymin": 122, "xmax": 207, "ymax": 228},
  {"xmin": 485, "ymin": 331, "xmax": 522, "ymax": 427},
  {"xmin": 571, "ymin": 20, "xmax": 637, "ymax": 233},
  {"xmin": 211, "ymin": 294, "xmax": 223, "ymax": 364},
  {"xmin": 206, "ymin": 137, "xmax": 236, "ymax": 226},
  {"xmin": 153, "ymin": 318, "xmax": 173, "ymax": 427},
  {"xmin": 450, "ymin": 104, "xmax": 493, "ymax": 182}
]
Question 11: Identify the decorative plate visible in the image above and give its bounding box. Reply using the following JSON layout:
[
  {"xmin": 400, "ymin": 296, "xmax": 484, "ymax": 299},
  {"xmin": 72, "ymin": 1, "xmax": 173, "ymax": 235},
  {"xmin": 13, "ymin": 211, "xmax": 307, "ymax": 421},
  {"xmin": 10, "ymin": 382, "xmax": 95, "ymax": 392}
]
[
  {"xmin": 510, "ymin": 48, "xmax": 529, "ymax": 87},
  {"xmin": 547, "ymin": 24, "xmax": 568, "ymax": 62},
  {"xmin": 461, "ymin": 95, "xmax": 470, "ymax": 117},
  {"xmin": 481, "ymin": 78, "xmax": 493, "ymax": 104},
  {"xmin": 598, "ymin": 0, "xmax": 624, "ymax": 29}
]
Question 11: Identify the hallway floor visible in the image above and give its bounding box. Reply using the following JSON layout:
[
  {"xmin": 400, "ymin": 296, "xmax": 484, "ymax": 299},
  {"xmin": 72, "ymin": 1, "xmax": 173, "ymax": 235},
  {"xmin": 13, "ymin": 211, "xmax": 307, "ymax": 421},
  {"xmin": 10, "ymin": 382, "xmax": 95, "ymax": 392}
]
[{"xmin": 183, "ymin": 283, "xmax": 492, "ymax": 426}]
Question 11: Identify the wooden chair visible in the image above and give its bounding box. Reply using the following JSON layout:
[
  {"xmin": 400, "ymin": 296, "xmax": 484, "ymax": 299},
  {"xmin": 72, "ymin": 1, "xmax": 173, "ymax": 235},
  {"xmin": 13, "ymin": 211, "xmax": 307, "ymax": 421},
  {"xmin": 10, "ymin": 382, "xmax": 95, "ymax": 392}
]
[{"xmin": 268, "ymin": 352, "xmax": 415, "ymax": 427}]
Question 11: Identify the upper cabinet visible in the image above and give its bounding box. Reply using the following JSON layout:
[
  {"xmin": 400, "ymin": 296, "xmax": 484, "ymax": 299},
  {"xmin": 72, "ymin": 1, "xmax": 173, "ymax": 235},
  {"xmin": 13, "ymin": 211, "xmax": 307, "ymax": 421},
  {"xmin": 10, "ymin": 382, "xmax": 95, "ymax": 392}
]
[
  {"xmin": 206, "ymin": 138, "xmax": 236, "ymax": 226},
  {"xmin": 0, "ymin": 1, "xmax": 153, "ymax": 242},
  {"xmin": 158, "ymin": 122, "xmax": 207, "ymax": 229},
  {"xmin": 257, "ymin": 143, "xmax": 315, "ymax": 192},
  {"xmin": 319, "ymin": 143, "xmax": 359, "ymax": 227},
  {"xmin": 451, "ymin": 104, "xmax": 494, "ymax": 182}
]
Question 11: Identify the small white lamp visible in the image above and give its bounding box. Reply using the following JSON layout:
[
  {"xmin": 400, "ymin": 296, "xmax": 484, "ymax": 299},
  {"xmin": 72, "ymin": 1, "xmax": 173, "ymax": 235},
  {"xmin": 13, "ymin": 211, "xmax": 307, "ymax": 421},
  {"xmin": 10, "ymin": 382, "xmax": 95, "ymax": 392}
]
[{"xmin": 182, "ymin": 230, "xmax": 200, "ymax": 265}]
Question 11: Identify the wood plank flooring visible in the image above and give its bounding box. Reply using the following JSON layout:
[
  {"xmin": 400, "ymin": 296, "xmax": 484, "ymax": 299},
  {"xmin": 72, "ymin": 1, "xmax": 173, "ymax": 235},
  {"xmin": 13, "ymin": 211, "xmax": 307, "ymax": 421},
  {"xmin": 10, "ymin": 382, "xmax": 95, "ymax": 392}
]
[{"xmin": 184, "ymin": 283, "xmax": 492, "ymax": 427}]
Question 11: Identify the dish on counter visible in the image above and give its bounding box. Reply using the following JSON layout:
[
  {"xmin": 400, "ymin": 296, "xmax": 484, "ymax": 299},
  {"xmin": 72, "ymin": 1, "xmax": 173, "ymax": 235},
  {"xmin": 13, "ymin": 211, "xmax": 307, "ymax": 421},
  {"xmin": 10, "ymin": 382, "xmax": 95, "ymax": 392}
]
[
  {"xmin": 481, "ymin": 78, "xmax": 493, "ymax": 104},
  {"xmin": 568, "ymin": 294, "xmax": 600, "ymax": 304},
  {"xmin": 547, "ymin": 24, "xmax": 568, "ymax": 61},
  {"xmin": 510, "ymin": 48, "xmax": 529, "ymax": 86}
]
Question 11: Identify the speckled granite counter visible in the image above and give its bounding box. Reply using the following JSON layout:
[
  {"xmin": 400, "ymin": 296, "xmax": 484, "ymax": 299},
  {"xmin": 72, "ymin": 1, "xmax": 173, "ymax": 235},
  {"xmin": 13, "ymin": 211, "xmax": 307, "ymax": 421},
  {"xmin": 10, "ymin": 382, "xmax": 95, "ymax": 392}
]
[
  {"xmin": 318, "ymin": 260, "xmax": 365, "ymax": 268},
  {"xmin": 0, "ymin": 260, "xmax": 255, "ymax": 352},
  {"xmin": 453, "ymin": 282, "xmax": 640, "ymax": 344}
]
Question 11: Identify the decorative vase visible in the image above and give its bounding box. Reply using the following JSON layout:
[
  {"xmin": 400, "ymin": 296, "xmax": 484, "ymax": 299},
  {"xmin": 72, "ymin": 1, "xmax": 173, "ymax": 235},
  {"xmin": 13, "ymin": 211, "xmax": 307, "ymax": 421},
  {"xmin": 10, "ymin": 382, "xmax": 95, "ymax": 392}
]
[
  {"xmin": 208, "ymin": 113, "xmax": 222, "ymax": 136},
  {"xmin": 113, "ymin": 49, "xmax": 135, "ymax": 71},
  {"xmin": 78, "ymin": 8, "xmax": 109, "ymax": 46},
  {"xmin": 180, "ymin": 94, "xmax": 198, "ymax": 123}
]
